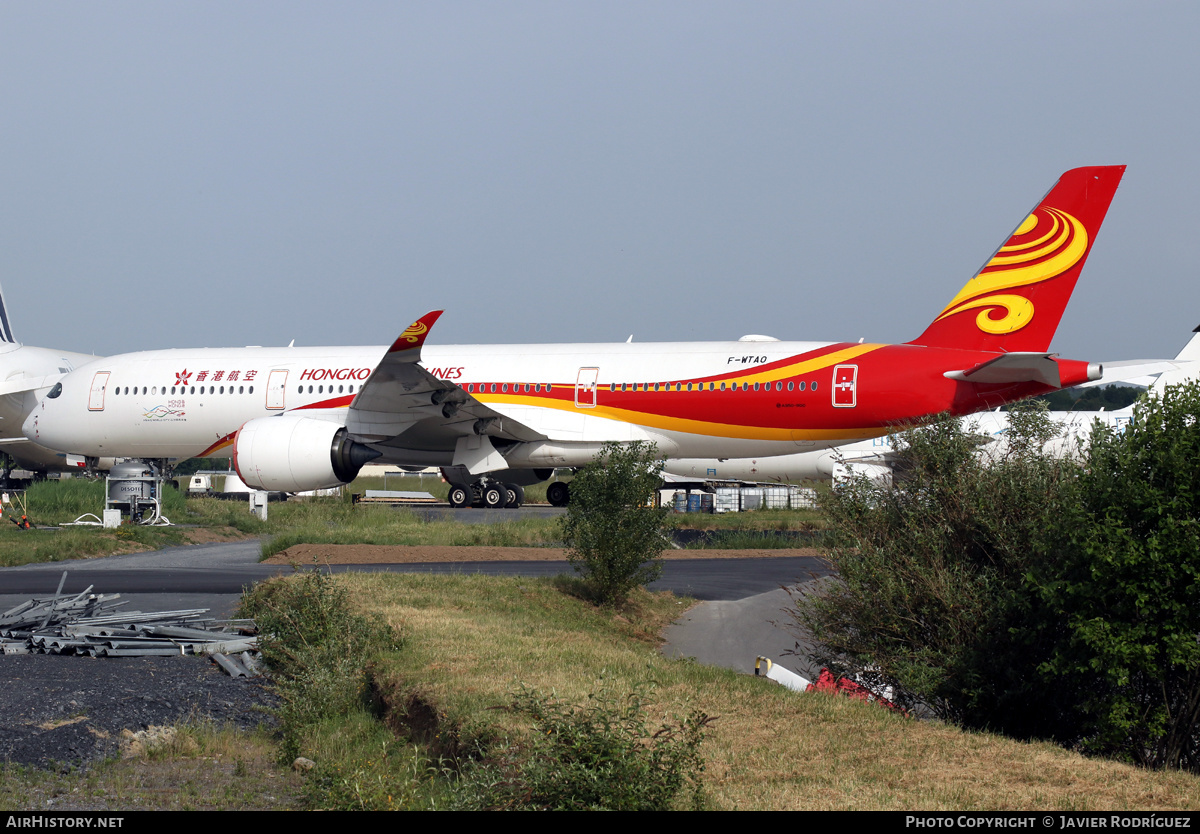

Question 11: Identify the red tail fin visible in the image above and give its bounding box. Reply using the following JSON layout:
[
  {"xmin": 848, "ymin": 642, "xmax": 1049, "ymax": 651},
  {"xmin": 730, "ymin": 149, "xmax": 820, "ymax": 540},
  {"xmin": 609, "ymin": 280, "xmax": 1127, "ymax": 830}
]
[{"xmin": 909, "ymin": 165, "xmax": 1125, "ymax": 352}]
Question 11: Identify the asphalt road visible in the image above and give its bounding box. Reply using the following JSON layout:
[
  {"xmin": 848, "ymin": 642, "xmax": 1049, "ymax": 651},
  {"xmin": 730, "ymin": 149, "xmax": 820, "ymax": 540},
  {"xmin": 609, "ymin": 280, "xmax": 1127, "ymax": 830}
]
[{"xmin": 1, "ymin": 538, "xmax": 830, "ymax": 680}]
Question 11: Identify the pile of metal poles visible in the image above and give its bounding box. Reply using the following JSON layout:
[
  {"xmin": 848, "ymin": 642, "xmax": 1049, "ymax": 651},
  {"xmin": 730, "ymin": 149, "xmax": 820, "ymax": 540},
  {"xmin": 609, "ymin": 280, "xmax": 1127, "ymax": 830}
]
[{"xmin": 0, "ymin": 572, "xmax": 259, "ymax": 672}]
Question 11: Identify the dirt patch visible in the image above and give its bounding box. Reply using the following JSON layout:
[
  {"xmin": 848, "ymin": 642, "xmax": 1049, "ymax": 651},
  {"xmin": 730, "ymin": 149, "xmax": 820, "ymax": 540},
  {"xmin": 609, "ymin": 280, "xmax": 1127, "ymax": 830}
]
[
  {"xmin": 264, "ymin": 543, "xmax": 823, "ymax": 564},
  {"xmin": 180, "ymin": 526, "xmax": 257, "ymax": 545}
]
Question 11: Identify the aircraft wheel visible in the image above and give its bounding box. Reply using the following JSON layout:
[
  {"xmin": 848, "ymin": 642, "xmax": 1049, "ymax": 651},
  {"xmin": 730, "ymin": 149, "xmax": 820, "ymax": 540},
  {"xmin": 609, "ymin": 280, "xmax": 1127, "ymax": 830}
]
[
  {"xmin": 546, "ymin": 481, "xmax": 570, "ymax": 507},
  {"xmin": 504, "ymin": 482, "xmax": 525, "ymax": 509},
  {"xmin": 447, "ymin": 484, "xmax": 472, "ymax": 508},
  {"xmin": 481, "ymin": 482, "xmax": 506, "ymax": 509}
]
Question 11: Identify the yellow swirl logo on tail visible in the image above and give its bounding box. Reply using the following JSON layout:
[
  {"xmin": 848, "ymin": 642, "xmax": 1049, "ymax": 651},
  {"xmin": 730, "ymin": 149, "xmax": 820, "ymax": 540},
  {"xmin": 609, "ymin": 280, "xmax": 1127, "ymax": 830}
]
[
  {"xmin": 400, "ymin": 321, "xmax": 428, "ymax": 345},
  {"xmin": 935, "ymin": 207, "xmax": 1087, "ymax": 334}
]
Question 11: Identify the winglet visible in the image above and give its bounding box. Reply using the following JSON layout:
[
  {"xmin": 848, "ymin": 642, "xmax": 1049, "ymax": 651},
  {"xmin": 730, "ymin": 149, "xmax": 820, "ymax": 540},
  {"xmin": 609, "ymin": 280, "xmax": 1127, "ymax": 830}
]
[
  {"xmin": 388, "ymin": 310, "xmax": 443, "ymax": 355},
  {"xmin": 909, "ymin": 166, "xmax": 1125, "ymax": 353}
]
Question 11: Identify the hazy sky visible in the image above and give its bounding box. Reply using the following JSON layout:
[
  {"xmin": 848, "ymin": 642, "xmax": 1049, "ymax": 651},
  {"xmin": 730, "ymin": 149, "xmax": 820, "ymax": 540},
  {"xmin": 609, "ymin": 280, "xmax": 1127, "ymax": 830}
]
[{"xmin": 1, "ymin": 2, "xmax": 1195, "ymax": 364}]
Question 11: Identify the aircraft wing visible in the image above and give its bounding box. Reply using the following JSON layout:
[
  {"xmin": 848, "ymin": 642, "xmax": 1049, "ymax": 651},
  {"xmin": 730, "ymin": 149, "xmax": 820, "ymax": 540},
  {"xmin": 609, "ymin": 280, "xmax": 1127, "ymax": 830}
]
[
  {"xmin": 0, "ymin": 373, "xmax": 62, "ymax": 398},
  {"xmin": 345, "ymin": 311, "xmax": 546, "ymax": 473}
]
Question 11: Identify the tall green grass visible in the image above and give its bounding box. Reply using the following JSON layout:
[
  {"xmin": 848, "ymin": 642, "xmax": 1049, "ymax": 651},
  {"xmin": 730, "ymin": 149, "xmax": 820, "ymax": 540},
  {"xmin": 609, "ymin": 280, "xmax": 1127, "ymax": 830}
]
[
  {"xmin": 20, "ymin": 477, "xmax": 187, "ymax": 524},
  {"xmin": 258, "ymin": 501, "xmax": 562, "ymax": 560}
]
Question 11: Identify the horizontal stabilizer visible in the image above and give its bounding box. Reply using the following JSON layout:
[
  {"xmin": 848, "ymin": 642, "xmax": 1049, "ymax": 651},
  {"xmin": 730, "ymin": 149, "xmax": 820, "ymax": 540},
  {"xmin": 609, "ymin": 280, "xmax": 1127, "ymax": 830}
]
[{"xmin": 944, "ymin": 352, "xmax": 1065, "ymax": 388}]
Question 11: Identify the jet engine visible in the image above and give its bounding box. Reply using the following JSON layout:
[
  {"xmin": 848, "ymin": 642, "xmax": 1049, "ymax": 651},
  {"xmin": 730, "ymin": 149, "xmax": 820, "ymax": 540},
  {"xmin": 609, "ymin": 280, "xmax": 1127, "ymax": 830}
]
[{"xmin": 232, "ymin": 414, "xmax": 380, "ymax": 492}]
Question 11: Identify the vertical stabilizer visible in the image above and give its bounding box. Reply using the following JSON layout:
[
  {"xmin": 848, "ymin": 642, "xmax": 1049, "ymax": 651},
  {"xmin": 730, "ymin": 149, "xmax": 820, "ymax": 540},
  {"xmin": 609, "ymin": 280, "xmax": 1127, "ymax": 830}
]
[
  {"xmin": 1149, "ymin": 326, "xmax": 1200, "ymax": 393},
  {"xmin": 1170, "ymin": 325, "xmax": 1200, "ymax": 362},
  {"xmin": 0, "ymin": 283, "xmax": 16, "ymax": 345},
  {"xmin": 909, "ymin": 166, "xmax": 1125, "ymax": 353}
]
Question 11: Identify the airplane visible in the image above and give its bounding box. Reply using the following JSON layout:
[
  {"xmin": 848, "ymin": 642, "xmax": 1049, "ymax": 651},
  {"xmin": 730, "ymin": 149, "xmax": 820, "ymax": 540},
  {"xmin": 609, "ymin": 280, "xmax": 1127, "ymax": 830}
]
[
  {"xmin": 24, "ymin": 165, "xmax": 1125, "ymax": 507},
  {"xmin": 0, "ymin": 284, "xmax": 110, "ymax": 483},
  {"xmin": 661, "ymin": 326, "xmax": 1200, "ymax": 486}
]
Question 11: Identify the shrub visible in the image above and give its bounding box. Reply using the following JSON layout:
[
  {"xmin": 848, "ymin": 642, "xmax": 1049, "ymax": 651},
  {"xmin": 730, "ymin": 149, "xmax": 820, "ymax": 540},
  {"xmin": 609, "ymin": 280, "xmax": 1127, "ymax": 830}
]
[
  {"xmin": 793, "ymin": 402, "xmax": 1079, "ymax": 730},
  {"xmin": 1032, "ymin": 382, "xmax": 1200, "ymax": 769},
  {"xmin": 455, "ymin": 683, "xmax": 711, "ymax": 810},
  {"xmin": 796, "ymin": 387, "xmax": 1200, "ymax": 771},
  {"xmin": 560, "ymin": 441, "xmax": 668, "ymax": 606},
  {"xmin": 240, "ymin": 568, "xmax": 401, "ymax": 761}
]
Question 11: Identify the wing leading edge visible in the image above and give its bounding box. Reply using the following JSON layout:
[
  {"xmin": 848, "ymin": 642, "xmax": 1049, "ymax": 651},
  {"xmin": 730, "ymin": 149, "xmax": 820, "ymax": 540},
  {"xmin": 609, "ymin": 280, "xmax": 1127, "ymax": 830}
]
[{"xmin": 345, "ymin": 311, "xmax": 546, "ymax": 473}]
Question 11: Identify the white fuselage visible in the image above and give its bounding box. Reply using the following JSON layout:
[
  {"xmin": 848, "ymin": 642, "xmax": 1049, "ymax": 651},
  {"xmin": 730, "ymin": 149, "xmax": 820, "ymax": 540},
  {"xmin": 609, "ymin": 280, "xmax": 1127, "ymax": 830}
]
[{"xmin": 27, "ymin": 339, "xmax": 877, "ymax": 465}]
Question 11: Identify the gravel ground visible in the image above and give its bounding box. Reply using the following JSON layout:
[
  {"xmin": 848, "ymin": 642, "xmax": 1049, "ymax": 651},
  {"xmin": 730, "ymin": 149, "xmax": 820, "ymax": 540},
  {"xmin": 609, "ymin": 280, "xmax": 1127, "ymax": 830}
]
[{"xmin": 0, "ymin": 655, "xmax": 277, "ymax": 770}]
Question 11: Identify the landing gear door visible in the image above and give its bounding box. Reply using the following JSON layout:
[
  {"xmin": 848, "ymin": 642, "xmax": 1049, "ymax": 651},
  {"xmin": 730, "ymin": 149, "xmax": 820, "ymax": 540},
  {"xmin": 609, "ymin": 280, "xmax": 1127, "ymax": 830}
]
[
  {"xmin": 266, "ymin": 369, "xmax": 288, "ymax": 410},
  {"xmin": 575, "ymin": 367, "xmax": 599, "ymax": 409},
  {"xmin": 832, "ymin": 364, "xmax": 858, "ymax": 408},
  {"xmin": 88, "ymin": 371, "xmax": 110, "ymax": 412}
]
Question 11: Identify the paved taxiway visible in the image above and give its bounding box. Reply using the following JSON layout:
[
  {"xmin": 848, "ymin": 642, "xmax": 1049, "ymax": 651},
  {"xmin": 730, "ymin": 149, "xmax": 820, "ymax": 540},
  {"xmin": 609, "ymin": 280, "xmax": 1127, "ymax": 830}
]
[{"xmin": 0, "ymin": 536, "xmax": 830, "ymax": 681}]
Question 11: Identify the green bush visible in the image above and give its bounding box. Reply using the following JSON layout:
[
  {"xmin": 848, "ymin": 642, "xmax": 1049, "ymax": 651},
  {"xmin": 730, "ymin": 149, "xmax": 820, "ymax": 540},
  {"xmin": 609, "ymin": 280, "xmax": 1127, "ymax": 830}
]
[
  {"xmin": 797, "ymin": 388, "xmax": 1200, "ymax": 771},
  {"xmin": 560, "ymin": 441, "xmax": 668, "ymax": 606},
  {"xmin": 795, "ymin": 403, "xmax": 1072, "ymax": 726},
  {"xmin": 1032, "ymin": 382, "xmax": 1200, "ymax": 769},
  {"xmin": 454, "ymin": 683, "xmax": 711, "ymax": 810},
  {"xmin": 240, "ymin": 569, "xmax": 401, "ymax": 761}
]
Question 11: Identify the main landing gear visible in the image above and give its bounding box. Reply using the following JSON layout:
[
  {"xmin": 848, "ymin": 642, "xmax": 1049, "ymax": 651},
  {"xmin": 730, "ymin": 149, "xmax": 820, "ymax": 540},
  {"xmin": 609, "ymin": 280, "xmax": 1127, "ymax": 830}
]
[
  {"xmin": 447, "ymin": 478, "xmax": 527, "ymax": 509},
  {"xmin": 546, "ymin": 480, "xmax": 570, "ymax": 507}
]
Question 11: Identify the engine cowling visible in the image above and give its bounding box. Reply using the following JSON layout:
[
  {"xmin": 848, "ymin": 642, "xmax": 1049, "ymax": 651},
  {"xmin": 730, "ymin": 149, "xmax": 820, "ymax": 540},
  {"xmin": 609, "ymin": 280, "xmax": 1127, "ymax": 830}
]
[{"xmin": 233, "ymin": 414, "xmax": 380, "ymax": 492}]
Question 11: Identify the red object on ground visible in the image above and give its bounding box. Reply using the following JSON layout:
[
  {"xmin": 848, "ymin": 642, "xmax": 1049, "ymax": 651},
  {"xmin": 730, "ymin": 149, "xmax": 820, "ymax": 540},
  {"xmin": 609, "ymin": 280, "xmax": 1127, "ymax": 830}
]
[{"xmin": 806, "ymin": 668, "xmax": 907, "ymax": 715}]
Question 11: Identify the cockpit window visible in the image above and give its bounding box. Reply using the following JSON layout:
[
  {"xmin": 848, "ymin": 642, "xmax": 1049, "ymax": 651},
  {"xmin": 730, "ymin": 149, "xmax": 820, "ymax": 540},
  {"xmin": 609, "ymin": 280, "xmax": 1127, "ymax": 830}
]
[{"xmin": 47, "ymin": 382, "xmax": 62, "ymax": 399}]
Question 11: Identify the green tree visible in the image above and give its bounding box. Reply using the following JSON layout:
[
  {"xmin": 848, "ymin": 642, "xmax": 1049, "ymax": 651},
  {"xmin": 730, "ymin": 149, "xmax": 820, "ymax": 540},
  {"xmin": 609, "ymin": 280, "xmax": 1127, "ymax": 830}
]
[
  {"xmin": 560, "ymin": 441, "xmax": 668, "ymax": 606},
  {"xmin": 796, "ymin": 387, "xmax": 1200, "ymax": 771},
  {"xmin": 1032, "ymin": 382, "xmax": 1200, "ymax": 768},
  {"xmin": 794, "ymin": 401, "xmax": 1079, "ymax": 730}
]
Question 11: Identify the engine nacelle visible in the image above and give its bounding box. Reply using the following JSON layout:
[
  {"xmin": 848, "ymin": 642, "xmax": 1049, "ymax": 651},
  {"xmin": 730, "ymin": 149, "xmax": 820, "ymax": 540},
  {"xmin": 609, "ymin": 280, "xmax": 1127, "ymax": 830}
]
[{"xmin": 233, "ymin": 414, "xmax": 380, "ymax": 492}]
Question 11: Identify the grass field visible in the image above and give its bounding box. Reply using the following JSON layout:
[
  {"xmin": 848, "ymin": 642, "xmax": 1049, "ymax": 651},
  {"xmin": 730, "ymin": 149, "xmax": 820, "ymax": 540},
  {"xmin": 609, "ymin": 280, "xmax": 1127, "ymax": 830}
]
[
  {"xmin": 3, "ymin": 475, "xmax": 1199, "ymax": 810},
  {"xmin": 0, "ymin": 475, "xmax": 824, "ymax": 566},
  {"xmin": 332, "ymin": 572, "xmax": 1200, "ymax": 810}
]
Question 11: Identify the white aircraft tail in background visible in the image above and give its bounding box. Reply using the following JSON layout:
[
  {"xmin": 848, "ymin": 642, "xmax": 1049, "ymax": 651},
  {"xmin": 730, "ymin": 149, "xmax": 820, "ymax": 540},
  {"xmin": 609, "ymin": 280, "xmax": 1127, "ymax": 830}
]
[{"xmin": 0, "ymin": 284, "xmax": 108, "ymax": 480}]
